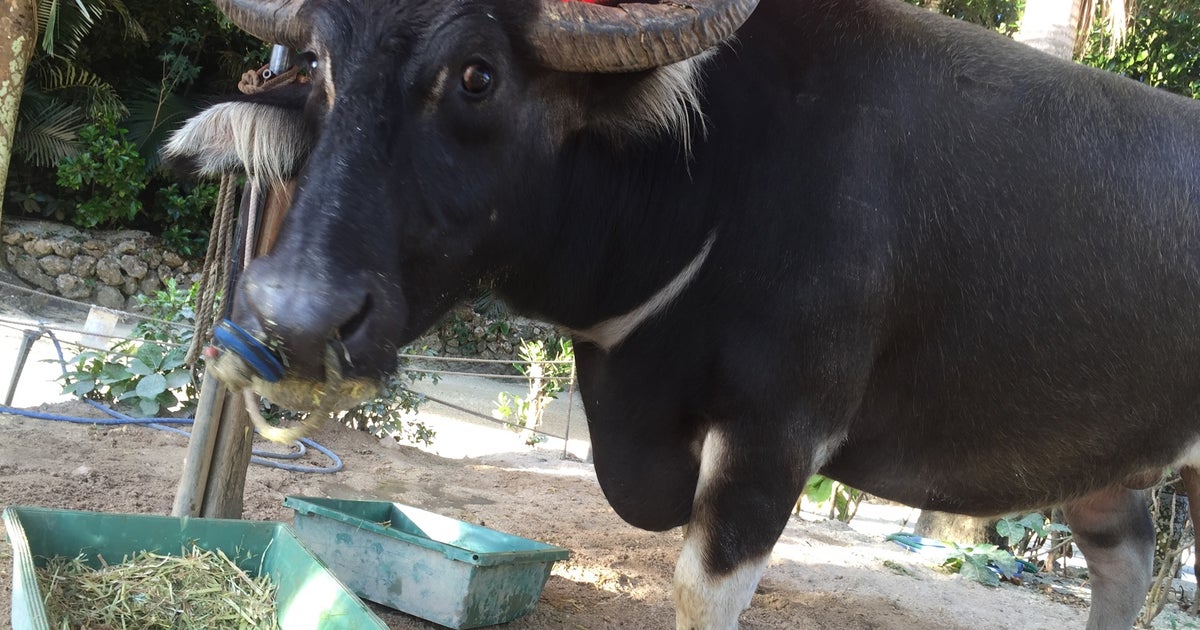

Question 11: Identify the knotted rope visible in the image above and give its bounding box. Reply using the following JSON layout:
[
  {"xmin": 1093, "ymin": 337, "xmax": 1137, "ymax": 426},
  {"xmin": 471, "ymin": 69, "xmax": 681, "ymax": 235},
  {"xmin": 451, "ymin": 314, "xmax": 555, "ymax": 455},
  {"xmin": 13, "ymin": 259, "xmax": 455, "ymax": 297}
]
[
  {"xmin": 238, "ymin": 63, "xmax": 302, "ymax": 95},
  {"xmin": 186, "ymin": 172, "xmax": 239, "ymax": 367}
]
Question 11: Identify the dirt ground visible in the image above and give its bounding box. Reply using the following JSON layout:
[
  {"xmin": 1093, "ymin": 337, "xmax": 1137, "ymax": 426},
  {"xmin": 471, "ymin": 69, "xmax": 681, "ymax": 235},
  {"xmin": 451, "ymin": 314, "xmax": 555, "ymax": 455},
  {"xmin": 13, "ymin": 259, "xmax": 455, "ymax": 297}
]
[{"xmin": 4, "ymin": 396, "xmax": 1172, "ymax": 630}]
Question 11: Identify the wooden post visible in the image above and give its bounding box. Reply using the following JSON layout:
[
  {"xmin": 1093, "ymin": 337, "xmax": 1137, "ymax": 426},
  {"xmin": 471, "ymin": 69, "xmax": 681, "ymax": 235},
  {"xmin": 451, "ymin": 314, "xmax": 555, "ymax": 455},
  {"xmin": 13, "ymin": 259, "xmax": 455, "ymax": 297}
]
[
  {"xmin": 174, "ymin": 180, "xmax": 294, "ymax": 519},
  {"xmin": 171, "ymin": 371, "xmax": 227, "ymax": 517},
  {"xmin": 200, "ymin": 393, "xmax": 255, "ymax": 518}
]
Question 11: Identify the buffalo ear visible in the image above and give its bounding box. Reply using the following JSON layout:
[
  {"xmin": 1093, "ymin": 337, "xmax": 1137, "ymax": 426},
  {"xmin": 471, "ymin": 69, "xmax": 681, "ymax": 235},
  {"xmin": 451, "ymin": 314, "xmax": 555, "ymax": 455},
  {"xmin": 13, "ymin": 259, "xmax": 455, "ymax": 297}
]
[{"xmin": 162, "ymin": 101, "xmax": 313, "ymax": 183}]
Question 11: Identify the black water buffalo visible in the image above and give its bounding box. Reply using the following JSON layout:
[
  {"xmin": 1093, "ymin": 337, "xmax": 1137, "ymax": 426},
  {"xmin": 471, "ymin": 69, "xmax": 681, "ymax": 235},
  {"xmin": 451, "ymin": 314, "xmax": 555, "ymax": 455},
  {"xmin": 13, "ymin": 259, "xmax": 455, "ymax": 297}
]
[{"xmin": 167, "ymin": 0, "xmax": 1200, "ymax": 627}]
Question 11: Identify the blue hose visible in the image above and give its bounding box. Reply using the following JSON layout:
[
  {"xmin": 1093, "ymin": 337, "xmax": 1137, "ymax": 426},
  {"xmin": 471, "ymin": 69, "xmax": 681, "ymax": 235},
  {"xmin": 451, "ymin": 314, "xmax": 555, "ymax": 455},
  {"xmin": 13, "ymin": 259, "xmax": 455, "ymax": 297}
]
[{"xmin": 0, "ymin": 328, "xmax": 343, "ymax": 474}]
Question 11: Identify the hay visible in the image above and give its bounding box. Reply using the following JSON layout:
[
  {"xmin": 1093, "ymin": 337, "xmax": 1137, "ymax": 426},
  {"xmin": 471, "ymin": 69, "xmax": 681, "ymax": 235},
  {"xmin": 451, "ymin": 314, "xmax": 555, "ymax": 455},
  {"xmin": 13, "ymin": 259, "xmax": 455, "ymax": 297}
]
[{"xmin": 36, "ymin": 546, "xmax": 279, "ymax": 629}]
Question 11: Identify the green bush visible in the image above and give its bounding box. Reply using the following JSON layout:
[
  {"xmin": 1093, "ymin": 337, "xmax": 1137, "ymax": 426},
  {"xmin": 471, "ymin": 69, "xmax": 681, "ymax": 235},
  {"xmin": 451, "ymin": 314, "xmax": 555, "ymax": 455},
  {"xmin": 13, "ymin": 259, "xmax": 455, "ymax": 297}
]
[
  {"xmin": 152, "ymin": 182, "xmax": 219, "ymax": 257},
  {"xmin": 56, "ymin": 112, "xmax": 147, "ymax": 229},
  {"xmin": 492, "ymin": 339, "xmax": 575, "ymax": 445},
  {"xmin": 60, "ymin": 279, "xmax": 197, "ymax": 417},
  {"xmin": 1082, "ymin": 1, "xmax": 1200, "ymax": 98}
]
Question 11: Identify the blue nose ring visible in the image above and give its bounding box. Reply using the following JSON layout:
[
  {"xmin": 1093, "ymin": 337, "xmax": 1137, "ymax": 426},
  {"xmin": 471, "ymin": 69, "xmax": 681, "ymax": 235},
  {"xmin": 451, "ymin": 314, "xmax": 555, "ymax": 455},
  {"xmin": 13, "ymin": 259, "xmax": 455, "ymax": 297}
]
[{"xmin": 213, "ymin": 320, "xmax": 286, "ymax": 383}]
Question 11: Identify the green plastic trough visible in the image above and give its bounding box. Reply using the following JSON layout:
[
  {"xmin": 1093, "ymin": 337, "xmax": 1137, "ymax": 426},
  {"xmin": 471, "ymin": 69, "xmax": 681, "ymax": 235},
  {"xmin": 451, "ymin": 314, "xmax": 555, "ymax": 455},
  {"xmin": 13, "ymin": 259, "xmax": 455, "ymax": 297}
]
[
  {"xmin": 284, "ymin": 496, "xmax": 571, "ymax": 629},
  {"xmin": 2, "ymin": 506, "xmax": 387, "ymax": 630}
]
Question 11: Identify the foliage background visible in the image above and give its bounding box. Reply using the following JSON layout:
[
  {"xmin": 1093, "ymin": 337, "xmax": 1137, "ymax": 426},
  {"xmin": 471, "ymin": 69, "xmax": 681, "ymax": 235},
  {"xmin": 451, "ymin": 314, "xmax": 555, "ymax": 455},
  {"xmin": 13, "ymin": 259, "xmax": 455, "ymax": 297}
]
[{"xmin": 6, "ymin": 0, "xmax": 267, "ymax": 256}]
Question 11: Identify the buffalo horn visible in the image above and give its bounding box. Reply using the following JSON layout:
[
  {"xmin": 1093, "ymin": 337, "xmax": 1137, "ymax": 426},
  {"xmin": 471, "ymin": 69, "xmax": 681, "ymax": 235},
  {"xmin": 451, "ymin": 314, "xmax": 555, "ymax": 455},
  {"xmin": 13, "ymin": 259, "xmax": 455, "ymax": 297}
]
[
  {"xmin": 530, "ymin": 0, "xmax": 759, "ymax": 73},
  {"xmin": 210, "ymin": 0, "xmax": 310, "ymax": 50}
]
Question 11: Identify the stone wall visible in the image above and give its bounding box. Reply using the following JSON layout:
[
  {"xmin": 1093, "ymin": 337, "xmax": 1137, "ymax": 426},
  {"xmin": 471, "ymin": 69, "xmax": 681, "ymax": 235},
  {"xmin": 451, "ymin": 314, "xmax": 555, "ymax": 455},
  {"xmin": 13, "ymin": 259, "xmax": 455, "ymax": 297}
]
[
  {"xmin": 1, "ymin": 219, "xmax": 563, "ymax": 367},
  {"xmin": 1, "ymin": 219, "xmax": 197, "ymax": 311},
  {"xmin": 411, "ymin": 305, "xmax": 567, "ymax": 369}
]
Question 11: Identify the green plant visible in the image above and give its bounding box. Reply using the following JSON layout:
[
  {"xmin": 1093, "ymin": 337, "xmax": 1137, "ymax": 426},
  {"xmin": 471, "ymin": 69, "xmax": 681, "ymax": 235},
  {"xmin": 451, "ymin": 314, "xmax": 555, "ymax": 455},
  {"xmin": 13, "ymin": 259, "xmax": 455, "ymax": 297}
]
[
  {"xmin": 941, "ymin": 542, "xmax": 1021, "ymax": 587},
  {"xmin": 152, "ymin": 182, "xmax": 218, "ymax": 257},
  {"xmin": 995, "ymin": 512, "xmax": 1071, "ymax": 549},
  {"xmin": 797, "ymin": 475, "xmax": 866, "ymax": 523},
  {"xmin": 1082, "ymin": 1, "xmax": 1200, "ymax": 99},
  {"xmin": 60, "ymin": 279, "xmax": 197, "ymax": 417},
  {"xmin": 340, "ymin": 366, "xmax": 437, "ymax": 447},
  {"xmin": 492, "ymin": 339, "xmax": 575, "ymax": 445},
  {"xmin": 125, "ymin": 27, "xmax": 204, "ymax": 168},
  {"xmin": 56, "ymin": 112, "xmax": 148, "ymax": 228},
  {"xmin": 132, "ymin": 278, "xmax": 196, "ymax": 345}
]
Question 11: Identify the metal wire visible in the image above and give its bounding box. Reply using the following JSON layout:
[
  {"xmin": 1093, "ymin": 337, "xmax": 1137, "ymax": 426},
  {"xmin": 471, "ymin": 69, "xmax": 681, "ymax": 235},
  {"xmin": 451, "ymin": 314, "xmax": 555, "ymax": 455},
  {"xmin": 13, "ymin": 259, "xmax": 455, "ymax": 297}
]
[
  {"xmin": 1, "ymin": 279, "xmax": 582, "ymax": 444},
  {"xmin": 0, "ymin": 278, "xmax": 192, "ymax": 332}
]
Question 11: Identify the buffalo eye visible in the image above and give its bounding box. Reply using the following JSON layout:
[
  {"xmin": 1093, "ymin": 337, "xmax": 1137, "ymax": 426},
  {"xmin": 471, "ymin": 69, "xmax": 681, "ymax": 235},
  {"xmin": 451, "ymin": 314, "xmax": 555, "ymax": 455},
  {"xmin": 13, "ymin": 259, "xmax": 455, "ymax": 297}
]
[
  {"xmin": 295, "ymin": 51, "xmax": 319, "ymax": 71},
  {"xmin": 461, "ymin": 62, "xmax": 493, "ymax": 95}
]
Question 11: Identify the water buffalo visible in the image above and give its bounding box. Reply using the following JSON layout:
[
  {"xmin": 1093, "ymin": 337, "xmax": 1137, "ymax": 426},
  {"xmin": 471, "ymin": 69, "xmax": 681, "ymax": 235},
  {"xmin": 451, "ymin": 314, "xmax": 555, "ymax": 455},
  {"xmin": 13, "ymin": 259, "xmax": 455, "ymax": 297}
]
[{"xmin": 167, "ymin": 0, "xmax": 1200, "ymax": 627}]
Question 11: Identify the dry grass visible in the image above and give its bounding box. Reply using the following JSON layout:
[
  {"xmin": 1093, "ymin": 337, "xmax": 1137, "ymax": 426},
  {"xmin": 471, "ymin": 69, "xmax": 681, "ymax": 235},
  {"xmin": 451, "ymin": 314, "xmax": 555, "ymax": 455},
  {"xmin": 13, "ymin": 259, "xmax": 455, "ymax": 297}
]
[{"xmin": 36, "ymin": 546, "xmax": 279, "ymax": 629}]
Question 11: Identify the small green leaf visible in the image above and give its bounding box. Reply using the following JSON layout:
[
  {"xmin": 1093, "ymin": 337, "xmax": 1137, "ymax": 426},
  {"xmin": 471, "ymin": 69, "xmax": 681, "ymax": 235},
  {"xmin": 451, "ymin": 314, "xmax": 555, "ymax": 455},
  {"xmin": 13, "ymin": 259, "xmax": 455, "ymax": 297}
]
[
  {"xmin": 995, "ymin": 518, "xmax": 1019, "ymax": 544},
  {"xmin": 126, "ymin": 358, "xmax": 154, "ymax": 375},
  {"xmin": 99, "ymin": 363, "xmax": 133, "ymax": 383},
  {"xmin": 136, "ymin": 342, "xmax": 165, "ymax": 369},
  {"xmin": 988, "ymin": 550, "xmax": 1020, "ymax": 579},
  {"xmin": 960, "ymin": 554, "xmax": 1000, "ymax": 587},
  {"xmin": 138, "ymin": 398, "xmax": 161, "ymax": 417},
  {"xmin": 805, "ymin": 475, "xmax": 835, "ymax": 505},
  {"xmin": 164, "ymin": 369, "xmax": 192, "ymax": 390},
  {"xmin": 136, "ymin": 373, "xmax": 168, "ymax": 398},
  {"xmin": 161, "ymin": 348, "xmax": 187, "ymax": 371}
]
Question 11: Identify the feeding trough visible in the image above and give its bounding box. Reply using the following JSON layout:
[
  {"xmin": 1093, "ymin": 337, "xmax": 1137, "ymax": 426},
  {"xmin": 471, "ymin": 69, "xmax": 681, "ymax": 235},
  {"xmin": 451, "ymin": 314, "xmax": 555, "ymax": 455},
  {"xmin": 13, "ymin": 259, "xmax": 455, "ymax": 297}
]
[
  {"xmin": 3, "ymin": 506, "xmax": 387, "ymax": 630},
  {"xmin": 284, "ymin": 496, "xmax": 570, "ymax": 629}
]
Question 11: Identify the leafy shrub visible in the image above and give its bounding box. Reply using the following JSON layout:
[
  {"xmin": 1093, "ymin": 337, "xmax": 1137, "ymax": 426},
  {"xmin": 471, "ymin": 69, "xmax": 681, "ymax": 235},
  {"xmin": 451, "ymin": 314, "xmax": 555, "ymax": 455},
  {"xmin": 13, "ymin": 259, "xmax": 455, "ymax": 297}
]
[
  {"xmin": 994, "ymin": 512, "xmax": 1071, "ymax": 549},
  {"xmin": 797, "ymin": 475, "xmax": 865, "ymax": 523},
  {"xmin": 941, "ymin": 542, "xmax": 1022, "ymax": 587},
  {"xmin": 60, "ymin": 279, "xmax": 197, "ymax": 417},
  {"xmin": 1083, "ymin": 1, "xmax": 1200, "ymax": 98},
  {"xmin": 341, "ymin": 366, "xmax": 437, "ymax": 447},
  {"xmin": 493, "ymin": 339, "xmax": 575, "ymax": 445},
  {"xmin": 56, "ymin": 112, "xmax": 148, "ymax": 229},
  {"xmin": 152, "ymin": 182, "xmax": 218, "ymax": 257}
]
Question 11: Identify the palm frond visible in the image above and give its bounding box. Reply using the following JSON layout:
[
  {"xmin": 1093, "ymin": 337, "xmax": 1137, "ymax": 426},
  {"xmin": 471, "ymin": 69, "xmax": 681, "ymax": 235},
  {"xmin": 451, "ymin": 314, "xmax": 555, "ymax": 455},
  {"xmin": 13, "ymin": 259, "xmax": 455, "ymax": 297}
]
[
  {"xmin": 96, "ymin": 0, "xmax": 147, "ymax": 42},
  {"xmin": 13, "ymin": 96, "xmax": 84, "ymax": 167},
  {"xmin": 29, "ymin": 57, "xmax": 124, "ymax": 117},
  {"xmin": 38, "ymin": 0, "xmax": 95, "ymax": 58},
  {"xmin": 37, "ymin": 0, "xmax": 146, "ymax": 57},
  {"xmin": 125, "ymin": 81, "xmax": 200, "ymax": 170}
]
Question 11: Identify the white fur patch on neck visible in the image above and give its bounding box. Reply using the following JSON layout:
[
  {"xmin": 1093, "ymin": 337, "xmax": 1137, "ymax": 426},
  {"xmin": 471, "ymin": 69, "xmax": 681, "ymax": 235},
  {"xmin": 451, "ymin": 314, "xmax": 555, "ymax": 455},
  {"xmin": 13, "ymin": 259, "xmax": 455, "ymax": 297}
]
[
  {"xmin": 163, "ymin": 102, "xmax": 311, "ymax": 184},
  {"xmin": 573, "ymin": 232, "xmax": 716, "ymax": 352}
]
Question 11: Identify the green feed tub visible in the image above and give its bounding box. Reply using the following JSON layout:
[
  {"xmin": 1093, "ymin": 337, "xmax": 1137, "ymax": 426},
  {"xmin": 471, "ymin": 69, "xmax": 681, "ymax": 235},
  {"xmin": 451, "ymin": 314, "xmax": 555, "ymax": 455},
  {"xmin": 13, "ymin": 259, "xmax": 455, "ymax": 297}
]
[
  {"xmin": 284, "ymin": 496, "xmax": 570, "ymax": 629},
  {"xmin": 3, "ymin": 506, "xmax": 387, "ymax": 630}
]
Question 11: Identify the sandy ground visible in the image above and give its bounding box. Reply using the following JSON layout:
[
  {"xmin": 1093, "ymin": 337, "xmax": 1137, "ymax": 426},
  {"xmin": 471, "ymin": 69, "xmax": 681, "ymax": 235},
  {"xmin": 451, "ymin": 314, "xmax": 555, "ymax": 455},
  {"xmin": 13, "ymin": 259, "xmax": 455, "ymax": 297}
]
[
  {"xmin": 0, "ymin": 397, "xmax": 1116, "ymax": 630},
  {"xmin": 0, "ymin": 279, "xmax": 1196, "ymax": 629}
]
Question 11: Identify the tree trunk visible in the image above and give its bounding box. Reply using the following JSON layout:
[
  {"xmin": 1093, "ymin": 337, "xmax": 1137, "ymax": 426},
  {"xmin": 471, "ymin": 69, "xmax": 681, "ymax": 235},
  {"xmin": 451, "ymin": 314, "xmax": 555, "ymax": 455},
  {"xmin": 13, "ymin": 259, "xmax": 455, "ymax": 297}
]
[
  {"xmin": 0, "ymin": 0, "xmax": 37, "ymax": 227},
  {"xmin": 914, "ymin": 510, "xmax": 997, "ymax": 544},
  {"xmin": 1014, "ymin": 0, "xmax": 1088, "ymax": 60}
]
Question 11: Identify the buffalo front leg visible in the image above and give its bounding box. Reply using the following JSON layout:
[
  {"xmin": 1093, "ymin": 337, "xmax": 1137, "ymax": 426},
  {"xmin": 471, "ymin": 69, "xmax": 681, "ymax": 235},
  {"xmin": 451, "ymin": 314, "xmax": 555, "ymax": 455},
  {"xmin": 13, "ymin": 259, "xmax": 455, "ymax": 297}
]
[
  {"xmin": 674, "ymin": 426, "xmax": 811, "ymax": 630},
  {"xmin": 1063, "ymin": 485, "xmax": 1154, "ymax": 630}
]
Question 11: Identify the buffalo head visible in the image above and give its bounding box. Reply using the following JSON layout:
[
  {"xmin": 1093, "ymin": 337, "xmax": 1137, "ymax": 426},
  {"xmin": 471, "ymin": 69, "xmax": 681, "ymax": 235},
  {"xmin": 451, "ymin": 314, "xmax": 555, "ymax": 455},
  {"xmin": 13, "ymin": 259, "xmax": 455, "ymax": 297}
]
[{"xmin": 177, "ymin": 0, "xmax": 757, "ymax": 417}]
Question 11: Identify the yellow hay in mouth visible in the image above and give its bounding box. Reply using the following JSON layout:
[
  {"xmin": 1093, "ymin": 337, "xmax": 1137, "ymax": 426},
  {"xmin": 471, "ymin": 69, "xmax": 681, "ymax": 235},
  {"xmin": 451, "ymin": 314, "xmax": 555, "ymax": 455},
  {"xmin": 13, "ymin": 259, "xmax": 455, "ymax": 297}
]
[{"xmin": 208, "ymin": 345, "xmax": 379, "ymax": 443}]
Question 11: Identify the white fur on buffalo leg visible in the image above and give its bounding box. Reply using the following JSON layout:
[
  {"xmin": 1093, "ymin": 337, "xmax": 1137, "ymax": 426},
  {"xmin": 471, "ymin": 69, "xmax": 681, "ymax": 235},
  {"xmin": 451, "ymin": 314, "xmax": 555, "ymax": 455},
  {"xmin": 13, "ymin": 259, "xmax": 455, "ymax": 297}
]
[
  {"xmin": 674, "ymin": 531, "xmax": 769, "ymax": 630},
  {"xmin": 674, "ymin": 429, "xmax": 769, "ymax": 630}
]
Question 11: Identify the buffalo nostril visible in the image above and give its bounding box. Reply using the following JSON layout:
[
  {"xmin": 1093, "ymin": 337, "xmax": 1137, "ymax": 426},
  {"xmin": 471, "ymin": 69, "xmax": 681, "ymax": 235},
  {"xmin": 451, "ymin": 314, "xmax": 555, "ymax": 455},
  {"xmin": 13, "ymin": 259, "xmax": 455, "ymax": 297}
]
[{"xmin": 337, "ymin": 293, "xmax": 373, "ymax": 342}]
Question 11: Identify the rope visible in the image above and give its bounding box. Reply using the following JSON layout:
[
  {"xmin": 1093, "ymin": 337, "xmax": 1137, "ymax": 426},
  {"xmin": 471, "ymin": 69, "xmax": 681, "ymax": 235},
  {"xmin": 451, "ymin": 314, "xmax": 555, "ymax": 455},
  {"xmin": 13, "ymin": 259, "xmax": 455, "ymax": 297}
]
[
  {"xmin": 238, "ymin": 64, "xmax": 302, "ymax": 95},
  {"xmin": 187, "ymin": 172, "xmax": 239, "ymax": 367},
  {"xmin": 188, "ymin": 58, "xmax": 305, "ymax": 366}
]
